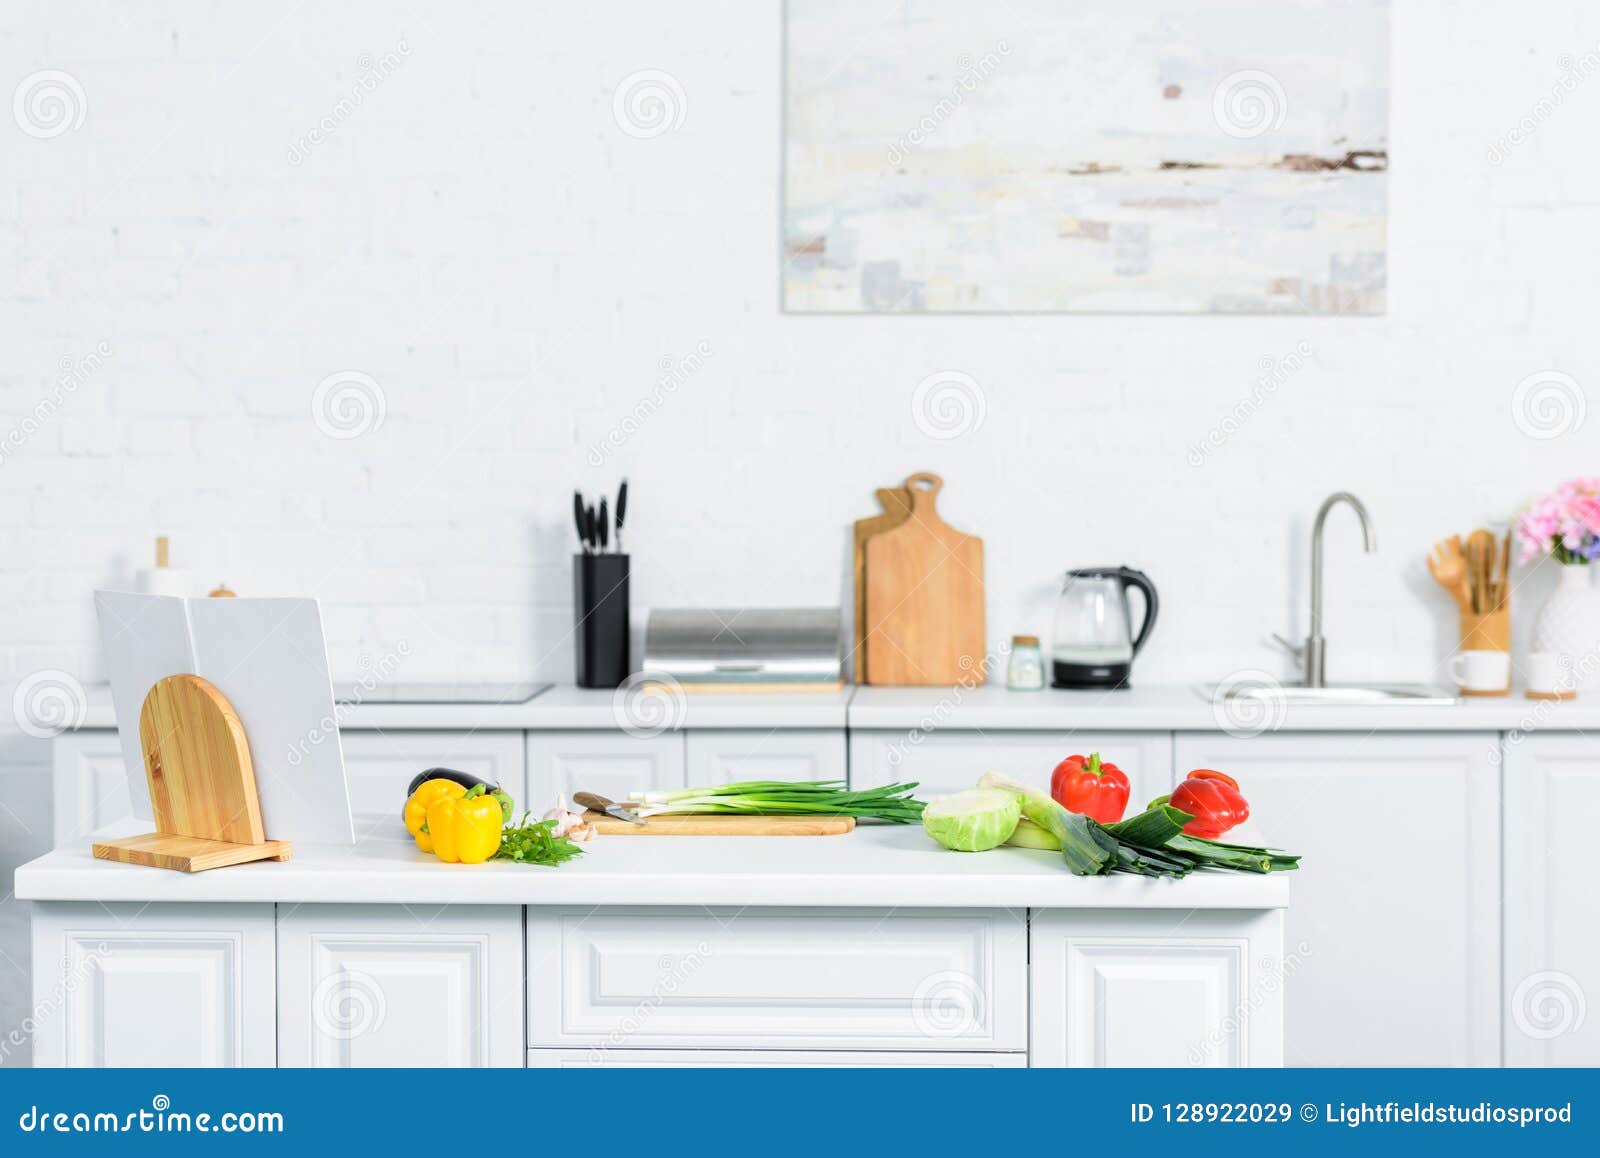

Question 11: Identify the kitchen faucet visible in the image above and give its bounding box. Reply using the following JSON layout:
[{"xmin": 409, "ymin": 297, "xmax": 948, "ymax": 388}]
[{"xmin": 1273, "ymin": 492, "xmax": 1376, "ymax": 688}]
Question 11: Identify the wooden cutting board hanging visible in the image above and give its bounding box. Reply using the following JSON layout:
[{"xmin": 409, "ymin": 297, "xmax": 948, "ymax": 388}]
[
  {"xmin": 863, "ymin": 473, "xmax": 985, "ymax": 685},
  {"xmin": 851, "ymin": 485, "xmax": 913, "ymax": 682}
]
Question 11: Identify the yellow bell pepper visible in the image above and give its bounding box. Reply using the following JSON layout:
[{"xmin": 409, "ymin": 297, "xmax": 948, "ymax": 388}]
[
  {"xmin": 404, "ymin": 779, "xmax": 466, "ymax": 853},
  {"xmin": 426, "ymin": 787, "xmax": 506, "ymax": 864}
]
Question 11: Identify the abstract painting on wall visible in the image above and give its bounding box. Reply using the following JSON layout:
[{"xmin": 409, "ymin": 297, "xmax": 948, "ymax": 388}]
[{"xmin": 783, "ymin": 0, "xmax": 1388, "ymax": 314}]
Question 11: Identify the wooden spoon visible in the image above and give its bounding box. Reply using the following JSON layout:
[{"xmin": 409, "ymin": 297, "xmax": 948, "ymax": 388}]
[
  {"xmin": 1427, "ymin": 539, "xmax": 1471, "ymax": 613},
  {"xmin": 1495, "ymin": 530, "xmax": 1512, "ymax": 611}
]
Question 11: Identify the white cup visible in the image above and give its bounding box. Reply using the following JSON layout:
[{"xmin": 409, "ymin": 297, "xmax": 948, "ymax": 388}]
[
  {"xmin": 1450, "ymin": 649, "xmax": 1511, "ymax": 695},
  {"xmin": 1525, "ymin": 651, "xmax": 1574, "ymax": 698}
]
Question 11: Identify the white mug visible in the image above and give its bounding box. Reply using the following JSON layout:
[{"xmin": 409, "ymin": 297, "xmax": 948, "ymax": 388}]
[
  {"xmin": 1525, "ymin": 651, "xmax": 1575, "ymax": 699},
  {"xmin": 1450, "ymin": 649, "xmax": 1510, "ymax": 695}
]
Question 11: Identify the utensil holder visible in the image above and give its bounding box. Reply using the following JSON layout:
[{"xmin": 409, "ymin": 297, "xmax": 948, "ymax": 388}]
[
  {"xmin": 574, "ymin": 553, "xmax": 629, "ymax": 688},
  {"xmin": 1456, "ymin": 608, "xmax": 1510, "ymax": 697}
]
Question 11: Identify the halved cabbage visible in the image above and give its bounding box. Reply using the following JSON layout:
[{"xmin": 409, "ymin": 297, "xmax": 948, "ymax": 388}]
[{"xmin": 921, "ymin": 788, "xmax": 1022, "ymax": 852}]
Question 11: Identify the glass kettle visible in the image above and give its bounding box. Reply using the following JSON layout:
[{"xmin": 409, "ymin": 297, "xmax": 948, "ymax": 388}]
[{"xmin": 1050, "ymin": 566, "xmax": 1159, "ymax": 689}]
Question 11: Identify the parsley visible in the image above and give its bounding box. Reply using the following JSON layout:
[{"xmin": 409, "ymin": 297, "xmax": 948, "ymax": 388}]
[{"xmin": 492, "ymin": 814, "xmax": 586, "ymax": 867}]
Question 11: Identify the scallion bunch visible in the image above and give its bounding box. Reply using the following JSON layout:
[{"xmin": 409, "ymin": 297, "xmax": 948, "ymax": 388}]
[{"xmin": 628, "ymin": 780, "xmax": 925, "ymax": 824}]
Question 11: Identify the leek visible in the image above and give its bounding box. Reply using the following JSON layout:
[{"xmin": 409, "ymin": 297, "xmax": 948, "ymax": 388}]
[{"xmin": 627, "ymin": 779, "xmax": 925, "ymax": 824}]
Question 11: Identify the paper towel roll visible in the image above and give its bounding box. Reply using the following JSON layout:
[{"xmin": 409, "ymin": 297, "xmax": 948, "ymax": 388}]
[{"xmin": 138, "ymin": 568, "xmax": 192, "ymax": 598}]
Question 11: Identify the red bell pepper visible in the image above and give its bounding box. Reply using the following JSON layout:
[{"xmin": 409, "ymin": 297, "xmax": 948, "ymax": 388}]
[
  {"xmin": 1163, "ymin": 769, "xmax": 1249, "ymax": 839},
  {"xmin": 1050, "ymin": 752, "xmax": 1131, "ymax": 824}
]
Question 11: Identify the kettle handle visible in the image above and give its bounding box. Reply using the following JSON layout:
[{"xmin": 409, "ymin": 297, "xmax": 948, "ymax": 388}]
[{"xmin": 1115, "ymin": 567, "xmax": 1160, "ymax": 656}]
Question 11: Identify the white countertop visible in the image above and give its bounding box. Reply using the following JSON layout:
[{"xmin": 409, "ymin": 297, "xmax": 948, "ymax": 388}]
[
  {"xmin": 847, "ymin": 684, "xmax": 1600, "ymax": 731},
  {"xmin": 69, "ymin": 681, "xmax": 1599, "ymax": 733},
  {"xmin": 16, "ymin": 820, "xmax": 1289, "ymax": 911}
]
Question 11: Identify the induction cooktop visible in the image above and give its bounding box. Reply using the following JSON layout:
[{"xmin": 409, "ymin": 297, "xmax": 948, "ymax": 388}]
[{"xmin": 333, "ymin": 680, "xmax": 551, "ymax": 705}]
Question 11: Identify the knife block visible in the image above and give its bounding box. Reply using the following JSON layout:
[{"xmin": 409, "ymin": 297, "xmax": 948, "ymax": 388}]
[
  {"xmin": 92, "ymin": 674, "xmax": 292, "ymax": 873},
  {"xmin": 574, "ymin": 553, "xmax": 630, "ymax": 688}
]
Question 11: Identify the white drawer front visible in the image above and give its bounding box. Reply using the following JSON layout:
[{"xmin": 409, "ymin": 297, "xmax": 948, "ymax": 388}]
[
  {"xmin": 527, "ymin": 731, "xmax": 685, "ymax": 804},
  {"xmin": 686, "ymin": 729, "xmax": 845, "ymax": 784},
  {"xmin": 278, "ymin": 904, "xmax": 523, "ymax": 1068},
  {"xmin": 528, "ymin": 907, "xmax": 1025, "ymax": 1051},
  {"xmin": 851, "ymin": 729, "xmax": 1173, "ymax": 809},
  {"xmin": 52, "ymin": 731, "xmax": 132, "ymax": 846},
  {"xmin": 340, "ymin": 732, "xmax": 525, "ymax": 846},
  {"xmin": 530, "ymin": 1048, "xmax": 1027, "ymax": 1067}
]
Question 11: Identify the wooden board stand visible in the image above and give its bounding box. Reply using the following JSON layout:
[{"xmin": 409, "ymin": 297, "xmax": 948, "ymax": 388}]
[{"xmin": 93, "ymin": 674, "xmax": 292, "ymax": 872}]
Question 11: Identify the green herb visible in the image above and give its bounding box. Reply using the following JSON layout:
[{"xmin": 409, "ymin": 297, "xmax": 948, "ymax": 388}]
[
  {"xmin": 629, "ymin": 780, "xmax": 926, "ymax": 824},
  {"xmin": 492, "ymin": 814, "xmax": 586, "ymax": 867}
]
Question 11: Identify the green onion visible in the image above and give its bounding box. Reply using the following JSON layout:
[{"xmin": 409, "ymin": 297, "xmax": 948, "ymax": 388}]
[{"xmin": 627, "ymin": 780, "xmax": 926, "ymax": 824}]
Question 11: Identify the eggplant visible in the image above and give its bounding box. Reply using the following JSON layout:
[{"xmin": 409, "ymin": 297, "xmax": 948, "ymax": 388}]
[{"xmin": 401, "ymin": 767, "xmax": 508, "ymax": 823}]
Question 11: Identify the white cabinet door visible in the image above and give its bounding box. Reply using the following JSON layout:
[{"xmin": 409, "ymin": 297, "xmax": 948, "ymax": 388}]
[
  {"xmin": 531, "ymin": 1048, "xmax": 1027, "ymax": 1067},
  {"xmin": 277, "ymin": 904, "xmax": 523, "ymax": 1068},
  {"xmin": 1174, "ymin": 732, "xmax": 1500, "ymax": 1066},
  {"xmin": 1030, "ymin": 908, "xmax": 1285, "ymax": 1067},
  {"xmin": 685, "ymin": 729, "xmax": 846, "ymax": 784},
  {"xmin": 1504, "ymin": 735, "xmax": 1600, "ymax": 1066},
  {"xmin": 51, "ymin": 730, "xmax": 131, "ymax": 846},
  {"xmin": 527, "ymin": 730, "xmax": 684, "ymax": 805},
  {"xmin": 30, "ymin": 903, "xmax": 275, "ymax": 1067},
  {"xmin": 340, "ymin": 732, "xmax": 524, "ymax": 846},
  {"xmin": 528, "ymin": 906, "xmax": 1026, "ymax": 1052},
  {"xmin": 850, "ymin": 729, "xmax": 1172, "ymax": 810}
]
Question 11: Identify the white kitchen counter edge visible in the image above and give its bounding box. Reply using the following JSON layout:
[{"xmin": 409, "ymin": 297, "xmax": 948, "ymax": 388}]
[{"xmin": 16, "ymin": 822, "xmax": 1289, "ymax": 910}]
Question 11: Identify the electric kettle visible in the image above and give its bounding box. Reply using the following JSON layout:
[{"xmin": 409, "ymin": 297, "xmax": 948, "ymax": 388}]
[{"xmin": 1050, "ymin": 566, "xmax": 1159, "ymax": 689}]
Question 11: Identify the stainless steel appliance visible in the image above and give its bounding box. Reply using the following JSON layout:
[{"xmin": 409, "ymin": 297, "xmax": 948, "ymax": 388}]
[{"xmin": 643, "ymin": 608, "xmax": 843, "ymax": 689}]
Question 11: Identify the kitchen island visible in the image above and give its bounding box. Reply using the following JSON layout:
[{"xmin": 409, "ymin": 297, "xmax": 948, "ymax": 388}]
[
  {"xmin": 41, "ymin": 680, "xmax": 1600, "ymax": 1066},
  {"xmin": 17, "ymin": 821, "xmax": 1286, "ymax": 1069}
]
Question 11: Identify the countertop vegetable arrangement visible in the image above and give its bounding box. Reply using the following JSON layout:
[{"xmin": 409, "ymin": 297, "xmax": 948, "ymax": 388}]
[
  {"xmin": 921, "ymin": 751, "xmax": 1298, "ymax": 877},
  {"xmin": 403, "ymin": 776, "xmax": 589, "ymax": 867}
]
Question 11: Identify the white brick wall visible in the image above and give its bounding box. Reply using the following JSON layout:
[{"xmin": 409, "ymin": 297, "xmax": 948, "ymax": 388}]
[{"xmin": 2, "ymin": 1, "xmax": 1598, "ymax": 1060}]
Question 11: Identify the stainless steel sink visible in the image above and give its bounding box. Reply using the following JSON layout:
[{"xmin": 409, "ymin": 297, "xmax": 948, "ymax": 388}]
[{"xmin": 1201, "ymin": 683, "xmax": 1457, "ymax": 707}]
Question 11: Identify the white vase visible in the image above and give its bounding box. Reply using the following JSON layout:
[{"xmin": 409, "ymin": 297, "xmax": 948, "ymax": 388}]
[{"xmin": 1532, "ymin": 564, "xmax": 1600, "ymax": 691}]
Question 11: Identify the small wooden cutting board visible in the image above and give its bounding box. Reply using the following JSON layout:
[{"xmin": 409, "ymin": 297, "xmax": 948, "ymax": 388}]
[{"xmin": 582, "ymin": 811, "xmax": 856, "ymax": 836}]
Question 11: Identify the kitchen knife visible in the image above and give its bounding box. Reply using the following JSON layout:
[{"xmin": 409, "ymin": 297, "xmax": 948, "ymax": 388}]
[
  {"xmin": 573, "ymin": 790, "xmax": 647, "ymax": 825},
  {"xmin": 615, "ymin": 479, "xmax": 628, "ymax": 551},
  {"xmin": 598, "ymin": 496, "xmax": 609, "ymax": 552},
  {"xmin": 573, "ymin": 491, "xmax": 589, "ymax": 553}
]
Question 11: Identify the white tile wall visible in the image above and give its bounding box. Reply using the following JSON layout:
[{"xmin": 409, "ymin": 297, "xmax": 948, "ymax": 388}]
[{"xmin": 2, "ymin": 1, "xmax": 1598, "ymax": 1062}]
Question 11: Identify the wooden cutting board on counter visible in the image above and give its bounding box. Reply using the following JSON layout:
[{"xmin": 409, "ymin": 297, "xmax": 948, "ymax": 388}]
[
  {"xmin": 852, "ymin": 485, "xmax": 913, "ymax": 682},
  {"xmin": 582, "ymin": 811, "xmax": 856, "ymax": 836},
  {"xmin": 863, "ymin": 472, "xmax": 985, "ymax": 685}
]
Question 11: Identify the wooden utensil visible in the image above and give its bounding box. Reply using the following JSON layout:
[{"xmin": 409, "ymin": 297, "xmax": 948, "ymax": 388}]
[
  {"xmin": 1496, "ymin": 530, "xmax": 1512, "ymax": 611},
  {"xmin": 93, "ymin": 674, "xmax": 292, "ymax": 872},
  {"xmin": 863, "ymin": 472, "xmax": 986, "ymax": 686},
  {"xmin": 851, "ymin": 485, "xmax": 913, "ymax": 682},
  {"xmin": 1467, "ymin": 529, "xmax": 1495, "ymax": 613},
  {"xmin": 581, "ymin": 810, "xmax": 855, "ymax": 836},
  {"xmin": 1427, "ymin": 538, "xmax": 1471, "ymax": 613}
]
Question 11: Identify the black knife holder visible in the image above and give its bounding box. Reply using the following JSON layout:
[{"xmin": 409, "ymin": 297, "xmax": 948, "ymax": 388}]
[{"xmin": 574, "ymin": 553, "xmax": 630, "ymax": 688}]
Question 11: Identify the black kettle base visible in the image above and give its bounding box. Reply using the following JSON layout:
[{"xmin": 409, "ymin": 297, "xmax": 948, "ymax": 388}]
[{"xmin": 1051, "ymin": 660, "xmax": 1133, "ymax": 690}]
